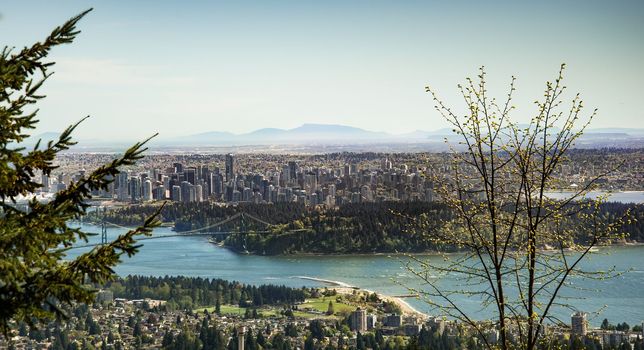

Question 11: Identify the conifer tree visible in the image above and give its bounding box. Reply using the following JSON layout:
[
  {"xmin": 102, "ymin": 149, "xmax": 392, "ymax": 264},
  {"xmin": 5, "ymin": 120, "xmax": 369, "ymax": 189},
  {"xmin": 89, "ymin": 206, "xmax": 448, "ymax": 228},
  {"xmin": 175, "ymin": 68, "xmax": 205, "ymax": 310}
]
[
  {"xmin": 326, "ymin": 301, "xmax": 334, "ymax": 315},
  {"xmin": 0, "ymin": 9, "xmax": 160, "ymax": 334}
]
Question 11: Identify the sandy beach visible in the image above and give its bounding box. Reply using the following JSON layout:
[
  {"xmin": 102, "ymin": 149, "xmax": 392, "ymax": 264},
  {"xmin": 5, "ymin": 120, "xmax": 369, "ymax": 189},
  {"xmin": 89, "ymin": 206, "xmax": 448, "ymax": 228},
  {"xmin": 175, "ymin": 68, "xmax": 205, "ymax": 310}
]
[{"xmin": 295, "ymin": 276, "xmax": 428, "ymax": 319}]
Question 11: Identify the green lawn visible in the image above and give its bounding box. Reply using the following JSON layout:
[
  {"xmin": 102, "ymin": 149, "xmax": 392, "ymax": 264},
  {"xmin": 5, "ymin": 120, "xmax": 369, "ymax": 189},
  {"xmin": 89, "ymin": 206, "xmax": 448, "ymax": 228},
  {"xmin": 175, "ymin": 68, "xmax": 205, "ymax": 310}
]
[
  {"xmin": 301, "ymin": 297, "xmax": 356, "ymax": 315},
  {"xmin": 192, "ymin": 297, "xmax": 357, "ymax": 320},
  {"xmin": 194, "ymin": 304, "xmax": 277, "ymax": 317}
]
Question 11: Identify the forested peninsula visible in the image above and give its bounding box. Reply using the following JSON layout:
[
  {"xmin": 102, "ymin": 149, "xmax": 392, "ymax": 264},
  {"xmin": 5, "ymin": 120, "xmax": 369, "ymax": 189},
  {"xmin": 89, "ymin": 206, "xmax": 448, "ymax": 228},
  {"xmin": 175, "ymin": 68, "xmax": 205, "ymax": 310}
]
[{"xmin": 93, "ymin": 201, "xmax": 644, "ymax": 255}]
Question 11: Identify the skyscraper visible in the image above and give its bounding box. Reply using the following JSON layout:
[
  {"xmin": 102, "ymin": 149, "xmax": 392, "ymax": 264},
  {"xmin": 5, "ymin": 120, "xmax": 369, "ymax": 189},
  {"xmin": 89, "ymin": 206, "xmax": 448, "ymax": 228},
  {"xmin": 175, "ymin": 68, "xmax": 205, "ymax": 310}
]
[
  {"xmin": 184, "ymin": 167, "xmax": 196, "ymax": 185},
  {"xmin": 225, "ymin": 153, "xmax": 235, "ymax": 182}
]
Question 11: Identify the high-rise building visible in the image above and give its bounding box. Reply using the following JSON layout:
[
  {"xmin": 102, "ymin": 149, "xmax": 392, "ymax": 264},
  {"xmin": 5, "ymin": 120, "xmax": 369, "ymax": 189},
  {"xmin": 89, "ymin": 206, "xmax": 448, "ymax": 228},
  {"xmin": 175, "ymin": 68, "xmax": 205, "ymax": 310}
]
[
  {"xmin": 367, "ymin": 314, "xmax": 377, "ymax": 330},
  {"xmin": 328, "ymin": 184, "xmax": 336, "ymax": 197},
  {"xmin": 117, "ymin": 172, "xmax": 129, "ymax": 201},
  {"xmin": 288, "ymin": 161, "xmax": 298, "ymax": 182},
  {"xmin": 350, "ymin": 308, "xmax": 367, "ymax": 332},
  {"xmin": 571, "ymin": 312, "xmax": 587, "ymax": 336},
  {"xmin": 211, "ymin": 172, "xmax": 224, "ymax": 198},
  {"xmin": 185, "ymin": 167, "xmax": 196, "ymax": 185},
  {"xmin": 153, "ymin": 185, "xmax": 165, "ymax": 200},
  {"xmin": 142, "ymin": 179, "xmax": 153, "ymax": 201},
  {"xmin": 41, "ymin": 173, "xmax": 50, "ymax": 193},
  {"xmin": 242, "ymin": 187, "xmax": 253, "ymax": 202},
  {"xmin": 237, "ymin": 326, "xmax": 246, "ymax": 350},
  {"xmin": 232, "ymin": 190, "xmax": 241, "ymax": 202},
  {"xmin": 384, "ymin": 314, "xmax": 402, "ymax": 328},
  {"xmin": 304, "ymin": 172, "xmax": 317, "ymax": 194},
  {"xmin": 129, "ymin": 176, "xmax": 141, "ymax": 203},
  {"xmin": 162, "ymin": 175, "xmax": 170, "ymax": 191},
  {"xmin": 180, "ymin": 181, "xmax": 192, "ymax": 203},
  {"xmin": 225, "ymin": 153, "xmax": 235, "ymax": 182},
  {"xmin": 196, "ymin": 165, "xmax": 205, "ymax": 182},
  {"xmin": 427, "ymin": 316, "xmax": 445, "ymax": 335},
  {"xmin": 171, "ymin": 185, "xmax": 181, "ymax": 202}
]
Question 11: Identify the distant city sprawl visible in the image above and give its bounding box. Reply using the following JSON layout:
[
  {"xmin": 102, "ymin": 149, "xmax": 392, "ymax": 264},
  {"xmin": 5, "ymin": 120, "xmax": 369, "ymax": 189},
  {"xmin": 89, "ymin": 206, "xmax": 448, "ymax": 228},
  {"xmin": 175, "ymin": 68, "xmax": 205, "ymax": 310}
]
[{"xmin": 28, "ymin": 149, "xmax": 643, "ymax": 207}]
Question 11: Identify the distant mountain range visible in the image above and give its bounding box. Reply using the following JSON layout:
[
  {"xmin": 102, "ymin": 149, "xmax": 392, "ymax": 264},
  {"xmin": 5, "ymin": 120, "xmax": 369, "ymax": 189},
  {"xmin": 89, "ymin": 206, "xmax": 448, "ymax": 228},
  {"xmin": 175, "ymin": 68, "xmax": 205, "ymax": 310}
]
[
  {"xmin": 20, "ymin": 124, "xmax": 644, "ymax": 151},
  {"xmin": 163, "ymin": 124, "xmax": 460, "ymax": 146}
]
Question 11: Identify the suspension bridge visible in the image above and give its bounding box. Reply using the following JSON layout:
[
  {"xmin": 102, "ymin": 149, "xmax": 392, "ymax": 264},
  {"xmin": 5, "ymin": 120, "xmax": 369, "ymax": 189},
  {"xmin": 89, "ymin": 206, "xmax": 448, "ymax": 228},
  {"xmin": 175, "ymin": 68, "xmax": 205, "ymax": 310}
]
[{"xmin": 69, "ymin": 210, "xmax": 276, "ymax": 250}]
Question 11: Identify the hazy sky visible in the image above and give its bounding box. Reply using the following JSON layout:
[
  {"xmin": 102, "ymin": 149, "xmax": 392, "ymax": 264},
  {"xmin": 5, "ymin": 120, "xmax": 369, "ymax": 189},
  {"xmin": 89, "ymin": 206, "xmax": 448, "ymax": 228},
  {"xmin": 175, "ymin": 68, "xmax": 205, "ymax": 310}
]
[{"xmin": 3, "ymin": 1, "xmax": 644, "ymax": 141}]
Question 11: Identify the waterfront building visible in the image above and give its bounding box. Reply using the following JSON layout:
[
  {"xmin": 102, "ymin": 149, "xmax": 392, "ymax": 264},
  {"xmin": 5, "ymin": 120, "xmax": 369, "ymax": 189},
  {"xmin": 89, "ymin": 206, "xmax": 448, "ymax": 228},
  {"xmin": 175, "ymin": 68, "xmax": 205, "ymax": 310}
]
[
  {"xmin": 383, "ymin": 314, "xmax": 402, "ymax": 328},
  {"xmin": 367, "ymin": 314, "xmax": 377, "ymax": 330},
  {"xmin": 129, "ymin": 176, "xmax": 141, "ymax": 203},
  {"xmin": 403, "ymin": 324, "xmax": 421, "ymax": 336},
  {"xmin": 350, "ymin": 308, "xmax": 367, "ymax": 332},
  {"xmin": 571, "ymin": 312, "xmax": 588, "ymax": 336},
  {"xmin": 427, "ymin": 316, "xmax": 445, "ymax": 335}
]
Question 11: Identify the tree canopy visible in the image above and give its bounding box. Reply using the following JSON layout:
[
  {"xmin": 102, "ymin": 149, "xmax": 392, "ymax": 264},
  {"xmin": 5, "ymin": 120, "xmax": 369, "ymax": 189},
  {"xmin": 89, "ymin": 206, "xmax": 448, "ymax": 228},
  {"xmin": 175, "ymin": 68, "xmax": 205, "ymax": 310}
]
[
  {"xmin": 0, "ymin": 9, "xmax": 159, "ymax": 334},
  {"xmin": 405, "ymin": 66, "xmax": 630, "ymax": 350}
]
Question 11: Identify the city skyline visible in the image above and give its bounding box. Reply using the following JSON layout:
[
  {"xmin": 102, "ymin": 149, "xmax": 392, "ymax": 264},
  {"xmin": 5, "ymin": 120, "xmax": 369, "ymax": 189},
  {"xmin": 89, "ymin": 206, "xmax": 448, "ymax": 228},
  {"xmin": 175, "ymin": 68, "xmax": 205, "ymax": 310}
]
[{"xmin": 2, "ymin": 1, "xmax": 644, "ymax": 141}]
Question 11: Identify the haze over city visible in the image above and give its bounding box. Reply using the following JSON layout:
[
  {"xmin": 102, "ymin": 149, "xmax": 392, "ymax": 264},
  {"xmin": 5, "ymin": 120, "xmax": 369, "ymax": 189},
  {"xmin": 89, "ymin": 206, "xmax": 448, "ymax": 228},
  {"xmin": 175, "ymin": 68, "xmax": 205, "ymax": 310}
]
[{"xmin": 2, "ymin": 0, "xmax": 644, "ymax": 141}]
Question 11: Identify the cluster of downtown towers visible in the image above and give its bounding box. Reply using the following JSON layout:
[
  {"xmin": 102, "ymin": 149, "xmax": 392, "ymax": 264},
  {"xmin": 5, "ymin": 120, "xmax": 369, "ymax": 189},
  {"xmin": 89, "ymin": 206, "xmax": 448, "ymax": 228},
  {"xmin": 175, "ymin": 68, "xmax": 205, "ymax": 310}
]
[{"xmin": 109, "ymin": 153, "xmax": 437, "ymax": 206}]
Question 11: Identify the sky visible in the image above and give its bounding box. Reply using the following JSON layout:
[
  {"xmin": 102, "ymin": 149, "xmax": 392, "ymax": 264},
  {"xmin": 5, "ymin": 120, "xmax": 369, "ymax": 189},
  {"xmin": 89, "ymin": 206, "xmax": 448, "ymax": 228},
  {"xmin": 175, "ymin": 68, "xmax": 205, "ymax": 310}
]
[{"xmin": 2, "ymin": 0, "xmax": 644, "ymax": 141}]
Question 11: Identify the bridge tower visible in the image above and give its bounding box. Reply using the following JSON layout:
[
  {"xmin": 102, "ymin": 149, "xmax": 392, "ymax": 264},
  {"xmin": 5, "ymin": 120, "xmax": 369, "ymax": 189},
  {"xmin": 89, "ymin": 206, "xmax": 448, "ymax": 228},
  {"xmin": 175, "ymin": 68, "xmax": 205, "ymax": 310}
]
[
  {"xmin": 239, "ymin": 213, "xmax": 246, "ymax": 232},
  {"xmin": 100, "ymin": 207, "xmax": 108, "ymax": 245},
  {"xmin": 239, "ymin": 213, "xmax": 248, "ymax": 251}
]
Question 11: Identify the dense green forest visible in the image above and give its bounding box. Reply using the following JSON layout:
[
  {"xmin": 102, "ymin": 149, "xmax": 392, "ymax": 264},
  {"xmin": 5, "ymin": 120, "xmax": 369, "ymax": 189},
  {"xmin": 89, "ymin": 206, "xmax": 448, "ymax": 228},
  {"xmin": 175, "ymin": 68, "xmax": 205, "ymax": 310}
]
[
  {"xmin": 225, "ymin": 201, "xmax": 453, "ymax": 254},
  {"xmin": 105, "ymin": 275, "xmax": 309, "ymax": 310},
  {"xmin": 95, "ymin": 201, "xmax": 644, "ymax": 255}
]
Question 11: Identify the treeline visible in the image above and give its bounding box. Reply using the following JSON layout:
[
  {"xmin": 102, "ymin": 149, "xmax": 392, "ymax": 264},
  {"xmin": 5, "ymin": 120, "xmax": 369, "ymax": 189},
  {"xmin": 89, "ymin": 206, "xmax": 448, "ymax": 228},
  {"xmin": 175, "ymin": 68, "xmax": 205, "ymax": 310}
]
[
  {"xmin": 225, "ymin": 201, "xmax": 644, "ymax": 255},
  {"xmin": 105, "ymin": 275, "xmax": 308, "ymax": 310},
  {"xmin": 594, "ymin": 202, "xmax": 644, "ymax": 242},
  {"xmin": 225, "ymin": 201, "xmax": 453, "ymax": 255}
]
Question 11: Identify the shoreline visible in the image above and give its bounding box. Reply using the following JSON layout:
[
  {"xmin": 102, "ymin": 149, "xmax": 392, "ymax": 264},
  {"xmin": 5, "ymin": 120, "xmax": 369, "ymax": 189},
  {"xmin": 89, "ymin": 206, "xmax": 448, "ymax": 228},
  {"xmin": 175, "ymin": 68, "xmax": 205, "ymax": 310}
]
[
  {"xmin": 295, "ymin": 276, "xmax": 428, "ymax": 319},
  {"xmin": 224, "ymin": 240, "xmax": 644, "ymax": 257}
]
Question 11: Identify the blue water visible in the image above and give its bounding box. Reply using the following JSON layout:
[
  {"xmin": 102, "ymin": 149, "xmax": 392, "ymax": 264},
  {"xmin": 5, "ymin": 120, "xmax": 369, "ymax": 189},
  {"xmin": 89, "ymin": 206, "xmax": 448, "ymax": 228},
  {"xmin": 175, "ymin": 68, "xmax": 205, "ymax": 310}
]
[
  {"xmin": 66, "ymin": 224, "xmax": 644, "ymax": 326},
  {"xmin": 545, "ymin": 191, "xmax": 644, "ymax": 204}
]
